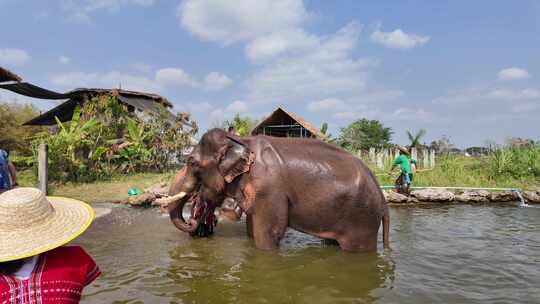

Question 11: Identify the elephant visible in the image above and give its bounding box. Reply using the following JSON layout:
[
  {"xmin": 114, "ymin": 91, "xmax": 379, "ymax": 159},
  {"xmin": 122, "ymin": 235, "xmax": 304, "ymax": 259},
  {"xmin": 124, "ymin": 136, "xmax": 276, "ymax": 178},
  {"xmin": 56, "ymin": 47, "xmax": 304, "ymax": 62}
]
[{"xmin": 157, "ymin": 128, "xmax": 389, "ymax": 252}]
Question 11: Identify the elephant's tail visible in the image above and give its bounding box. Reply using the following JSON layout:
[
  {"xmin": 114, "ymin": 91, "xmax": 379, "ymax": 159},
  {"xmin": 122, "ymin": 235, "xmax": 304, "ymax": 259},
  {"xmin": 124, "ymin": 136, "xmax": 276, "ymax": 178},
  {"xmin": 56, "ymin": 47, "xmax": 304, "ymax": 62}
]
[{"xmin": 382, "ymin": 210, "xmax": 390, "ymax": 248}]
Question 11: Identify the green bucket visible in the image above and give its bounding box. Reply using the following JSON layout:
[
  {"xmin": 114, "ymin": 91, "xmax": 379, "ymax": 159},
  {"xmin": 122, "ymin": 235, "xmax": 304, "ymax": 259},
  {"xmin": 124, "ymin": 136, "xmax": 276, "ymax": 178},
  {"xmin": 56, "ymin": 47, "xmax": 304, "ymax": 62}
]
[{"xmin": 128, "ymin": 187, "xmax": 143, "ymax": 196}]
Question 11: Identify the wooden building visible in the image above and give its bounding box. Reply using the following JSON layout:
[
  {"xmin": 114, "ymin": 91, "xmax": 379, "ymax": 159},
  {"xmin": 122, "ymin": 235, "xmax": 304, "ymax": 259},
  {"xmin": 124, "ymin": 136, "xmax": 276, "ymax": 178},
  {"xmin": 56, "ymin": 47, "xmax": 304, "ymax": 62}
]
[{"xmin": 251, "ymin": 107, "xmax": 325, "ymax": 139}]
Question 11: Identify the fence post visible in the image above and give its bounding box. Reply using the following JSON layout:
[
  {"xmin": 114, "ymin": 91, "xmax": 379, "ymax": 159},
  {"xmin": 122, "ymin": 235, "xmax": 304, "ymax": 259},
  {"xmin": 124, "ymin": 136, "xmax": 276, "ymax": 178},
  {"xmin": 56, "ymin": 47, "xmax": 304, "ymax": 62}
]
[
  {"xmin": 38, "ymin": 143, "xmax": 48, "ymax": 195},
  {"xmin": 411, "ymin": 147, "xmax": 418, "ymax": 162},
  {"xmin": 376, "ymin": 150, "xmax": 383, "ymax": 169},
  {"xmin": 429, "ymin": 149, "xmax": 436, "ymax": 168},
  {"xmin": 369, "ymin": 147, "xmax": 375, "ymax": 163},
  {"xmin": 423, "ymin": 149, "xmax": 429, "ymax": 169}
]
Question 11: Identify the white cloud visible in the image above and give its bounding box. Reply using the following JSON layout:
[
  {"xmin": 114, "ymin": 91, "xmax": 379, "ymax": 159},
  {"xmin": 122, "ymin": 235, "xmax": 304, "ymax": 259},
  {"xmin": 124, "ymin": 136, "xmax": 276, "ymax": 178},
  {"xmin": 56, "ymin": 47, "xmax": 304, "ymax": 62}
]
[
  {"xmin": 226, "ymin": 100, "xmax": 248, "ymax": 113},
  {"xmin": 332, "ymin": 108, "xmax": 380, "ymax": 120},
  {"xmin": 247, "ymin": 22, "xmax": 376, "ymax": 103},
  {"xmin": 307, "ymin": 98, "xmax": 345, "ymax": 112},
  {"xmin": 497, "ymin": 67, "xmax": 530, "ymax": 81},
  {"xmin": 370, "ymin": 28, "xmax": 430, "ymax": 49},
  {"xmin": 178, "ymin": 0, "xmax": 308, "ymax": 45},
  {"xmin": 0, "ymin": 48, "xmax": 30, "ymax": 66},
  {"xmin": 62, "ymin": 0, "xmax": 156, "ymax": 22},
  {"xmin": 487, "ymin": 88, "xmax": 540, "ymax": 99},
  {"xmin": 51, "ymin": 67, "xmax": 234, "ymax": 93},
  {"xmin": 389, "ymin": 108, "xmax": 436, "ymax": 123},
  {"xmin": 203, "ymin": 72, "xmax": 232, "ymax": 90},
  {"xmin": 59, "ymin": 56, "xmax": 71, "ymax": 64},
  {"xmin": 51, "ymin": 71, "xmax": 160, "ymax": 92},
  {"xmin": 155, "ymin": 68, "xmax": 198, "ymax": 87},
  {"xmin": 245, "ymin": 29, "xmax": 319, "ymax": 62},
  {"xmin": 434, "ymin": 87, "xmax": 540, "ymax": 104}
]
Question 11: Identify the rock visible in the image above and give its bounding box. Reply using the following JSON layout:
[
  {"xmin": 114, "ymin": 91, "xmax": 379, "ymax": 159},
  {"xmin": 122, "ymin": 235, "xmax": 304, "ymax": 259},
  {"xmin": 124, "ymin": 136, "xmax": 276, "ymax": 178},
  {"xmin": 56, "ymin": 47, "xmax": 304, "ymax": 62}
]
[
  {"xmin": 411, "ymin": 189, "xmax": 454, "ymax": 202},
  {"xmin": 522, "ymin": 191, "xmax": 540, "ymax": 204},
  {"xmin": 145, "ymin": 182, "xmax": 169, "ymax": 196},
  {"xmin": 383, "ymin": 190, "xmax": 409, "ymax": 203},
  {"xmin": 489, "ymin": 191, "xmax": 518, "ymax": 202},
  {"xmin": 455, "ymin": 190, "xmax": 490, "ymax": 203},
  {"xmin": 126, "ymin": 192, "xmax": 157, "ymax": 206},
  {"xmin": 407, "ymin": 196, "xmax": 420, "ymax": 204}
]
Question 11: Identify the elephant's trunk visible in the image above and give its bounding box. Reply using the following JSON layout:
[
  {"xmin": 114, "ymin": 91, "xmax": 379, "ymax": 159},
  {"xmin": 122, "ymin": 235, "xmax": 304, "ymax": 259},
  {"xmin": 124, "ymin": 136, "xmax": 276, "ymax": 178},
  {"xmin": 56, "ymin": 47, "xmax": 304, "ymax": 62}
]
[
  {"xmin": 169, "ymin": 197, "xmax": 201, "ymax": 233},
  {"xmin": 163, "ymin": 166, "xmax": 202, "ymax": 233}
]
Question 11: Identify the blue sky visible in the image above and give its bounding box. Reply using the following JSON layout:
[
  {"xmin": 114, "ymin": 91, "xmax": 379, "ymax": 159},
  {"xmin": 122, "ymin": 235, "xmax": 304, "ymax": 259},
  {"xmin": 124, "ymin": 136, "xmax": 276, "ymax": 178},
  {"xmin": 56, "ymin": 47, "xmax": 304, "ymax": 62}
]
[{"xmin": 1, "ymin": 0, "xmax": 539, "ymax": 148}]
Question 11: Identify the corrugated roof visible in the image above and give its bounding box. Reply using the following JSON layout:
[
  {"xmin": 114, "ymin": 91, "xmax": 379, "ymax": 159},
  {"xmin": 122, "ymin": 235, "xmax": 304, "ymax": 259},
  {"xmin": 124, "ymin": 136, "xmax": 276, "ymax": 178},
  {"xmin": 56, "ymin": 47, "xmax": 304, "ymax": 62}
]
[
  {"xmin": 0, "ymin": 82, "xmax": 174, "ymax": 125},
  {"xmin": 69, "ymin": 88, "xmax": 173, "ymax": 108},
  {"xmin": 0, "ymin": 67, "xmax": 22, "ymax": 83},
  {"xmin": 251, "ymin": 107, "xmax": 326, "ymax": 139}
]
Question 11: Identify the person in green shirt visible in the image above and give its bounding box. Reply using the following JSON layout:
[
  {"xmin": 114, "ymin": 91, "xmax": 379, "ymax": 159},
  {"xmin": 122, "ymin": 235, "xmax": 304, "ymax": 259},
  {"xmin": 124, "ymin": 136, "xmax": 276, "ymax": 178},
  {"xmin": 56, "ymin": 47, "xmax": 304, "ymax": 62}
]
[{"xmin": 389, "ymin": 146, "xmax": 416, "ymax": 195}]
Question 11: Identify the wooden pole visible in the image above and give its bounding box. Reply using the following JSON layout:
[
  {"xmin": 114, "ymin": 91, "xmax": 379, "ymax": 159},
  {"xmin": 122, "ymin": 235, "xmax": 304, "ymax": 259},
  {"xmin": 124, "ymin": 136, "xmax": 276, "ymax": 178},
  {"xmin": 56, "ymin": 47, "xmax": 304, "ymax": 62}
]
[{"xmin": 38, "ymin": 143, "xmax": 48, "ymax": 195}]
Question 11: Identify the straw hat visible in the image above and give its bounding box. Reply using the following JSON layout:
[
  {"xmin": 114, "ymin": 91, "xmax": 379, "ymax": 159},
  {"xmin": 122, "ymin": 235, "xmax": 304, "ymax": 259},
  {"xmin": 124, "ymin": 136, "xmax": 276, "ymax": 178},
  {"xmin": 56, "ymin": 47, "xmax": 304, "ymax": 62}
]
[
  {"xmin": 0, "ymin": 188, "xmax": 94, "ymax": 262},
  {"xmin": 398, "ymin": 146, "xmax": 410, "ymax": 155}
]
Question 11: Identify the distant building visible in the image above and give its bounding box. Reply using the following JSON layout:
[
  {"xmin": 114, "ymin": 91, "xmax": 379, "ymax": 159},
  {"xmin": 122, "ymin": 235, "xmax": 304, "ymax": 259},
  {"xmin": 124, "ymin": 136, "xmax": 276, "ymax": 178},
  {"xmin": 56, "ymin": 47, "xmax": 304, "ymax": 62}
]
[
  {"xmin": 465, "ymin": 146, "xmax": 489, "ymax": 157},
  {"xmin": 251, "ymin": 107, "xmax": 325, "ymax": 139}
]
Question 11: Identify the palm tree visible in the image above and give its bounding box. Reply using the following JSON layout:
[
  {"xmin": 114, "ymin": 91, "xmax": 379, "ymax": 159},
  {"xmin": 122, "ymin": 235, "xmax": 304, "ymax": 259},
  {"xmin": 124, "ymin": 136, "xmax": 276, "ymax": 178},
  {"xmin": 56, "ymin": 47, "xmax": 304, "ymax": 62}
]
[{"xmin": 406, "ymin": 129, "xmax": 426, "ymax": 149}]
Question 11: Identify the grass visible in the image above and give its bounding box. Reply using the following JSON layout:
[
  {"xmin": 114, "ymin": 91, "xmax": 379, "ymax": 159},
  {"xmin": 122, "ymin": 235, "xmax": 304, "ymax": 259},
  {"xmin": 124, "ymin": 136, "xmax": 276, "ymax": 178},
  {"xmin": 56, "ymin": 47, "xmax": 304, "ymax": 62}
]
[
  {"xmin": 372, "ymin": 154, "xmax": 540, "ymax": 191},
  {"xmin": 18, "ymin": 170, "xmax": 176, "ymax": 204}
]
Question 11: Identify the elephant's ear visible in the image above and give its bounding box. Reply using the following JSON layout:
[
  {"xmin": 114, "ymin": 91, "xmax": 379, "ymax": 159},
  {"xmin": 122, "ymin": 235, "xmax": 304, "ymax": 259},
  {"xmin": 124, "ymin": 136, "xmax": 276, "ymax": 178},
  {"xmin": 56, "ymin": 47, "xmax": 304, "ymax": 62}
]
[{"xmin": 217, "ymin": 135, "xmax": 255, "ymax": 183}]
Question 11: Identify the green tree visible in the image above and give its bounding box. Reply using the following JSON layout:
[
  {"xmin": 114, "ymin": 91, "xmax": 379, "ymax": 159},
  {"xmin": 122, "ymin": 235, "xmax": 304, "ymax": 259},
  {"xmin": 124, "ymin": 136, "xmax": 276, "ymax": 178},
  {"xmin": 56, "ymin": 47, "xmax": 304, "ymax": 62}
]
[
  {"xmin": 338, "ymin": 119, "xmax": 393, "ymax": 151},
  {"xmin": 0, "ymin": 102, "xmax": 43, "ymax": 155},
  {"xmin": 430, "ymin": 135, "xmax": 454, "ymax": 154},
  {"xmin": 320, "ymin": 122, "xmax": 328, "ymax": 135},
  {"xmin": 223, "ymin": 114, "xmax": 257, "ymax": 136},
  {"xmin": 406, "ymin": 129, "xmax": 426, "ymax": 148}
]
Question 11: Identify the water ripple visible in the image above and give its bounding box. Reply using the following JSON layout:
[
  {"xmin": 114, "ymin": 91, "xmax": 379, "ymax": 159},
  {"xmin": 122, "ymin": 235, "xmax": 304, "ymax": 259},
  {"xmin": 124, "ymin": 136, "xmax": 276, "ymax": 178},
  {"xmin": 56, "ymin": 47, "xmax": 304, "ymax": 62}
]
[{"xmin": 77, "ymin": 204, "xmax": 540, "ymax": 304}]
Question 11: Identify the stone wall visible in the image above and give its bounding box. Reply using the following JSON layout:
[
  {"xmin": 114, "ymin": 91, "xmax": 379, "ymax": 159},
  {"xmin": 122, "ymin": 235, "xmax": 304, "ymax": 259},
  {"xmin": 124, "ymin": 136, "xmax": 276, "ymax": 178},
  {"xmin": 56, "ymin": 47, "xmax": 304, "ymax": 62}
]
[{"xmin": 384, "ymin": 189, "xmax": 540, "ymax": 205}]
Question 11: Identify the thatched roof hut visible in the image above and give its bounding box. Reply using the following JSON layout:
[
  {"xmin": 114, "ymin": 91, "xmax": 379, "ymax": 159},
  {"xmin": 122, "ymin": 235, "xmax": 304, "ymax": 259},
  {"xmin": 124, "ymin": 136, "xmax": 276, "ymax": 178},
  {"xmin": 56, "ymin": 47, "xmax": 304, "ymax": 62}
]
[{"xmin": 251, "ymin": 107, "xmax": 325, "ymax": 139}]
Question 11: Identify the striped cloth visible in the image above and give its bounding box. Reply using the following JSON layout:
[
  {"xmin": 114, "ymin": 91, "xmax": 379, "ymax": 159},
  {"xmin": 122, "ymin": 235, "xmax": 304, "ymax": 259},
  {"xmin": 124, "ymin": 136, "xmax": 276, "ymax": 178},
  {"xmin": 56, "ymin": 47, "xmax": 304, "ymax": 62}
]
[{"xmin": 0, "ymin": 246, "xmax": 100, "ymax": 304}]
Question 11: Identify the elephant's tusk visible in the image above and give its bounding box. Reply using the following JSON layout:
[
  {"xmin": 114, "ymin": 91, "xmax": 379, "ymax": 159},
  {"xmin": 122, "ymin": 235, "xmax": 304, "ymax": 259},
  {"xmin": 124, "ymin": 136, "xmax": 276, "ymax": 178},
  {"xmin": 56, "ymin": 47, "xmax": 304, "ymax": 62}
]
[{"xmin": 155, "ymin": 192, "xmax": 188, "ymax": 206}]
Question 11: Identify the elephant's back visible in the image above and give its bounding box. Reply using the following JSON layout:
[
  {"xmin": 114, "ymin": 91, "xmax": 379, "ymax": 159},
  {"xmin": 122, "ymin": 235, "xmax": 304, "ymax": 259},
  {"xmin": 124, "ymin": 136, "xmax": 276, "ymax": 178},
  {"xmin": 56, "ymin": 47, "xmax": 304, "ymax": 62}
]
[{"xmin": 252, "ymin": 136, "xmax": 379, "ymax": 195}]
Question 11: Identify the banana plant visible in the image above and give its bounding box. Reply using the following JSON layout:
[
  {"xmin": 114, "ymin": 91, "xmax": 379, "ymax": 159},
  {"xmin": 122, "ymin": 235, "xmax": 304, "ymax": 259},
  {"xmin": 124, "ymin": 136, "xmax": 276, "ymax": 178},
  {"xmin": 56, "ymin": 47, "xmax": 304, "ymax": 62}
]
[
  {"xmin": 118, "ymin": 118, "xmax": 153, "ymax": 172},
  {"xmin": 54, "ymin": 106, "xmax": 98, "ymax": 163}
]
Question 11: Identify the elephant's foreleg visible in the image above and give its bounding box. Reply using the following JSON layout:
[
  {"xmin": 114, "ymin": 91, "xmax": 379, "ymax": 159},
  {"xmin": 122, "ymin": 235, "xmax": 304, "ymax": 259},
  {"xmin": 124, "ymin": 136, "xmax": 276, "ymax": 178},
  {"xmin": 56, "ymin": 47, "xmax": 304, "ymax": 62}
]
[
  {"xmin": 250, "ymin": 194, "xmax": 288, "ymax": 250},
  {"xmin": 246, "ymin": 214, "xmax": 254, "ymax": 239}
]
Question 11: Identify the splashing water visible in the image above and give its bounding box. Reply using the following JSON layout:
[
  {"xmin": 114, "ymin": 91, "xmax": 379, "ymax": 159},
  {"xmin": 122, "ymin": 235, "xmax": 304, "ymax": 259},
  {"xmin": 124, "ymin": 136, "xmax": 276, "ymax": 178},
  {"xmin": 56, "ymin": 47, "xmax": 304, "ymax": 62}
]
[{"xmin": 513, "ymin": 190, "xmax": 529, "ymax": 207}]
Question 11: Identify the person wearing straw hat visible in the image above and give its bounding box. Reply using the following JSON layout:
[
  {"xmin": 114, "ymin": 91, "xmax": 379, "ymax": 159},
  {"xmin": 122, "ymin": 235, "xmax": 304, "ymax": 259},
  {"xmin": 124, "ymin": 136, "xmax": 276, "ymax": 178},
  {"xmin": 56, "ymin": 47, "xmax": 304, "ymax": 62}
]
[
  {"xmin": 389, "ymin": 146, "xmax": 417, "ymax": 195},
  {"xmin": 0, "ymin": 187, "xmax": 100, "ymax": 303}
]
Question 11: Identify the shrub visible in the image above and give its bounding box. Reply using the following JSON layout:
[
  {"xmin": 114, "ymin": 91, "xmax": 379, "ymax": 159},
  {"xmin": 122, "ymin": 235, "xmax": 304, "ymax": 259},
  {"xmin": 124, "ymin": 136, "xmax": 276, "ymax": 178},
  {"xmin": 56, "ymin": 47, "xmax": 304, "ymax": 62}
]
[{"xmin": 0, "ymin": 102, "xmax": 43, "ymax": 155}]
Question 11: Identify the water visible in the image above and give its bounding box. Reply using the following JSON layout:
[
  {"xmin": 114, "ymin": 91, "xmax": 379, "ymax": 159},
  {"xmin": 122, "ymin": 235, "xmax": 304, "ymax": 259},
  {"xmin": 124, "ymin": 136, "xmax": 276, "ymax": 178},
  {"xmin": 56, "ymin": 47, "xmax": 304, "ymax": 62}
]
[{"xmin": 75, "ymin": 204, "xmax": 540, "ymax": 304}]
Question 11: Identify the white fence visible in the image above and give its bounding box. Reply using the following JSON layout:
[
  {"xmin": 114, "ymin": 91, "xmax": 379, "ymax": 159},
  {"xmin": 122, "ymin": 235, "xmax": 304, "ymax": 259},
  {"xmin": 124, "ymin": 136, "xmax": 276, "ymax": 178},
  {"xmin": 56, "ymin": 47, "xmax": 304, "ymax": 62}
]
[{"xmin": 356, "ymin": 147, "xmax": 436, "ymax": 170}]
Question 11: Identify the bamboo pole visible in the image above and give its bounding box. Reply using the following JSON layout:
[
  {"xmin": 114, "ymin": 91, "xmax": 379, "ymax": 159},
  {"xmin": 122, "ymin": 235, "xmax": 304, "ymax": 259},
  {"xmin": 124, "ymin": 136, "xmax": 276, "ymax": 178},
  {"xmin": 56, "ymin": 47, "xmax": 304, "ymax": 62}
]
[{"xmin": 38, "ymin": 143, "xmax": 48, "ymax": 195}]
